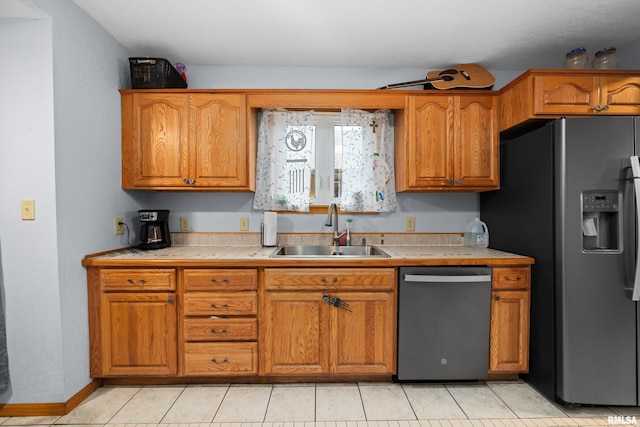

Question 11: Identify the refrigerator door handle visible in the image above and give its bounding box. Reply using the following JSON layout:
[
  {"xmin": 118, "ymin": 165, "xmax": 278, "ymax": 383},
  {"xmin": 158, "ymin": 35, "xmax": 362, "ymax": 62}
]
[{"xmin": 629, "ymin": 156, "xmax": 640, "ymax": 301}]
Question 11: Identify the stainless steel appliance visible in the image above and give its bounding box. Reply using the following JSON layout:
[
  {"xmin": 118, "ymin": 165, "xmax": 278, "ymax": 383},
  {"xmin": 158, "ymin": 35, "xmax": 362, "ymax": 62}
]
[
  {"xmin": 481, "ymin": 116, "xmax": 640, "ymax": 405},
  {"xmin": 138, "ymin": 210, "xmax": 171, "ymax": 250},
  {"xmin": 397, "ymin": 266, "xmax": 492, "ymax": 381}
]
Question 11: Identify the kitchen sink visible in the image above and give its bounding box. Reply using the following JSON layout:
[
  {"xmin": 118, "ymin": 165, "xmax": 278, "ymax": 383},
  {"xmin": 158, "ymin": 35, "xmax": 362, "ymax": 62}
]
[{"xmin": 271, "ymin": 245, "xmax": 390, "ymax": 258}]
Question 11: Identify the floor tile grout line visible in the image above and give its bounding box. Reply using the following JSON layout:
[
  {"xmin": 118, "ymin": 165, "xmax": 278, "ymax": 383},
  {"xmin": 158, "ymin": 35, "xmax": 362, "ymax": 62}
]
[
  {"xmin": 399, "ymin": 384, "xmax": 420, "ymax": 421},
  {"xmin": 157, "ymin": 384, "xmax": 187, "ymax": 424}
]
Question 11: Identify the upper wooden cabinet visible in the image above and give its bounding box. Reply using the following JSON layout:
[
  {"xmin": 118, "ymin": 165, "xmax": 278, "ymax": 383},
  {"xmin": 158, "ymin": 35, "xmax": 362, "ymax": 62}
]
[
  {"xmin": 120, "ymin": 91, "xmax": 253, "ymax": 190},
  {"xmin": 499, "ymin": 69, "xmax": 640, "ymax": 132},
  {"xmin": 395, "ymin": 93, "xmax": 499, "ymax": 191}
]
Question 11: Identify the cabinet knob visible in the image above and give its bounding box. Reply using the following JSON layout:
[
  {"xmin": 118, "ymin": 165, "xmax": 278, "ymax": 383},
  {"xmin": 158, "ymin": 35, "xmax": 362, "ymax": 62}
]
[
  {"xmin": 595, "ymin": 104, "xmax": 603, "ymax": 111},
  {"xmin": 450, "ymin": 179, "xmax": 455, "ymax": 185},
  {"xmin": 167, "ymin": 297, "xmax": 174, "ymax": 304},
  {"xmin": 456, "ymin": 178, "xmax": 462, "ymax": 185},
  {"xmin": 603, "ymin": 105, "xmax": 609, "ymax": 111},
  {"xmin": 494, "ymin": 295, "xmax": 500, "ymax": 301}
]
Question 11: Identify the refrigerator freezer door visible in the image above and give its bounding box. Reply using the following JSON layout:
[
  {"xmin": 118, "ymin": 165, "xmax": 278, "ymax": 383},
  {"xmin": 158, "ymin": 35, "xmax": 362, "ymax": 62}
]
[
  {"xmin": 556, "ymin": 117, "xmax": 638, "ymax": 406},
  {"xmin": 630, "ymin": 156, "xmax": 640, "ymax": 301}
]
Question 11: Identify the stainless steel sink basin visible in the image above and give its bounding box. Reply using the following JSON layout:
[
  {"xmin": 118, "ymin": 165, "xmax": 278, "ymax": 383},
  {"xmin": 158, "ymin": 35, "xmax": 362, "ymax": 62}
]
[{"xmin": 271, "ymin": 245, "xmax": 390, "ymax": 258}]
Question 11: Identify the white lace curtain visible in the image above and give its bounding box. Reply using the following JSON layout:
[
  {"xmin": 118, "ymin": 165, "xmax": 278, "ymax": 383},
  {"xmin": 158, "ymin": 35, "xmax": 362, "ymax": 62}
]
[
  {"xmin": 253, "ymin": 108, "xmax": 396, "ymax": 212},
  {"xmin": 253, "ymin": 109, "xmax": 315, "ymax": 211},
  {"xmin": 339, "ymin": 109, "xmax": 396, "ymax": 212}
]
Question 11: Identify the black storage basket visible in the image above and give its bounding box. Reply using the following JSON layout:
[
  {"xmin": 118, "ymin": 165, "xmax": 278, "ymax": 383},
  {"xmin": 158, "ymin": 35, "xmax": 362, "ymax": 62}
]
[{"xmin": 129, "ymin": 57, "xmax": 187, "ymax": 89}]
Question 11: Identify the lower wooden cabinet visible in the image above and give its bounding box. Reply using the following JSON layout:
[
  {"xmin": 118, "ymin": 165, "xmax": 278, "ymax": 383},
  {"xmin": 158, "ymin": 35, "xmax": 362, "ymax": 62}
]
[
  {"xmin": 181, "ymin": 268, "xmax": 258, "ymax": 376},
  {"xmin": 88, "ymin": 268, "xmax": 178, "ymax": 377},
  {"xmin": 87, "ymin": 263, "xmax": 531, "ymax": 380},
  {"xmin": 260, "ymin": 268, "xmax": 397, "ymax": 376},
  {"xmin": 489, "ymin": 267, "xmax": 531, "ymax": 373}
]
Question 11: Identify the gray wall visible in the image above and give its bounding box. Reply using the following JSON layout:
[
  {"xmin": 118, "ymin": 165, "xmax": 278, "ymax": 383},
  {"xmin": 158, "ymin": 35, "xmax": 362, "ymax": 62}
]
[{"xmin": 0, "ymin": 0, "xmax": 146, "ymax": 404}]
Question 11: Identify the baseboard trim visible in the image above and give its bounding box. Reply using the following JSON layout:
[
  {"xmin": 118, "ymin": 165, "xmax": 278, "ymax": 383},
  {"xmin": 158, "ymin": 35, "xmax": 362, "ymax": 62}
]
[{"xmin": 0, "ymin": 379, "xmax": 102, "ymax": 417}]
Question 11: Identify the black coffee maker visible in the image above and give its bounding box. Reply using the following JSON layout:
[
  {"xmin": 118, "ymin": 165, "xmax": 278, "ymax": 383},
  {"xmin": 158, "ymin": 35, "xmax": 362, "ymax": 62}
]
[{"xmin": 138, "ymin": 210, "xmax": 171, "ymax": 250}]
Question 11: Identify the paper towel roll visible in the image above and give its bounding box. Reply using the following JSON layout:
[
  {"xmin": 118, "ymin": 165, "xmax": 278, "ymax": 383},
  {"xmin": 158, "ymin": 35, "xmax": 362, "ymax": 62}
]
[{"xmin": 263, "ymin": 212, "xmax": 278, "ymax": 247}]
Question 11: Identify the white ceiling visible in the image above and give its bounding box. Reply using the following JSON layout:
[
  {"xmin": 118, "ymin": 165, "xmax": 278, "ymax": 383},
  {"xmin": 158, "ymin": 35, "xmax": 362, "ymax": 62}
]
[{"xmin": 10, "ymin": 0, "xmax": 640, "ymax": 70}]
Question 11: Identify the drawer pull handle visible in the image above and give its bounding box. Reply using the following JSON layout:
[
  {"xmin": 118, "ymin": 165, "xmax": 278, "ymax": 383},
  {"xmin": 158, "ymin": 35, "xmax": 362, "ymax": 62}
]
[
  {"xmin": 127, "ymin": 279, "xmax": 146, "ymax": 284},
  {"xmin": 505, "ymin": 276, "xmax": 522, "ymax": 281},
  {"xmin": 210, "ymin": 329, "xmax": 228, "ymax": 334},
  {"xmin": 210, "ymin": 303, "xmax": 229, "ymax": 308},
  {"xmin": 211, "ymin": 358, "xmax": 229, "ymax": 364},
  {"xmin": 321, "ymin": 277, "xmax": 338, "ymax": 283},
  {"xmin": 210, "ymin": 278, "xmax": 229, "ymax": 283}
]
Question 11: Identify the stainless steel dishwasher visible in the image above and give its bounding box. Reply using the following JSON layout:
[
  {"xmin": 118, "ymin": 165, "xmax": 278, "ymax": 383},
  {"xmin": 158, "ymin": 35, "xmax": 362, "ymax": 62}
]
[{"xmin": 397, "ymin": 266, "xmax": 492, "ymax": 381}]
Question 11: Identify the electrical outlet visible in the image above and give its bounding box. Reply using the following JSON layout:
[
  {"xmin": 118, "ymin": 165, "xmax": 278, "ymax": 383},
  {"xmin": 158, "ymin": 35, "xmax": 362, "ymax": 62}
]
[
  {"xmin": 21, "ymin": 199, "xmax": 35, "ymax": 220},
  {"xmin": 180, "ymin": 217, "xmax": 190, "ymax": 231},
  {"xmin": 240, "ymin": 217, "xmax": 249, "ymax": 231},
  {"xmin": 114, "ymin": 217, "xmax": 124, "ymax": 235},
  {"xmin": 406, "ymin": 216, "xmax": 415, "ymax": 232}
]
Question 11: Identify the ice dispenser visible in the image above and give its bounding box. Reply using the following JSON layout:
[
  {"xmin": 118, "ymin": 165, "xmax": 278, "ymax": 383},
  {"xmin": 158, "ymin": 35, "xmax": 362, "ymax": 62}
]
[{"xmin": 582, "ymin": 190, "xmax": 622, "ymax": 252}]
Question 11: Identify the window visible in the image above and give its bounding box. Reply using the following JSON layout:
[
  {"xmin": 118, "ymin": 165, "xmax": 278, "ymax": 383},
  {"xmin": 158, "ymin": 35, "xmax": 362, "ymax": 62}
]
[
  {"xmin": 253, "ymin": 109, "xmax": 397, "ymax": 213},
  {"xmin": 310, "ymin": 112, "xmax": 349, "ymax": 205}
]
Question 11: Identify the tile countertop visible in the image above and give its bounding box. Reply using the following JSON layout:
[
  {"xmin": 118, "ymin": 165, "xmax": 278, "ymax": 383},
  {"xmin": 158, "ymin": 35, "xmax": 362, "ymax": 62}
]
[{"xmin": 82, "ymin": 244, "xmax": 534, "ymax": 268}]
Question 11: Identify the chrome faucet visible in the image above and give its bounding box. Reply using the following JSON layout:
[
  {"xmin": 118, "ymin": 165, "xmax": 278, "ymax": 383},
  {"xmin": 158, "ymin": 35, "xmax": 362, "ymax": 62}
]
[{"xmin": 325, "ymin": 202, "xmax": 345, "ymax": 247}]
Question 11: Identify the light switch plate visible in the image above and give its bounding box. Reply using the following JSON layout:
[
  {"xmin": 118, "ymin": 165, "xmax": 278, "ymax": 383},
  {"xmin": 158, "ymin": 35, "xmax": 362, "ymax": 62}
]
[
  {"xmin": 405, "ymin": 216, "xmax": 415, "ymax": 231},
  {"xmin": 21, "ymin": 199, "xmax": 35, "ymax": 220},
  {"xmin": 240, "ymin": 217, "xmax": 249, "ymax": 231}
]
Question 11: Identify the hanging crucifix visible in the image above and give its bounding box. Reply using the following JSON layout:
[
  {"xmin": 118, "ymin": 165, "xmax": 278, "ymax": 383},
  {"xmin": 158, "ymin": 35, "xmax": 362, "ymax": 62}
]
[{"xmin": 369, "ymin": 119, "xmax": 378, "ymax": 133}]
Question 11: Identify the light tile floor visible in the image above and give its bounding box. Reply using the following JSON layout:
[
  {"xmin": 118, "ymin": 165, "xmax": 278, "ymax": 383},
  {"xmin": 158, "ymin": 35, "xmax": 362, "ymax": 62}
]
[{"xmin": 1, "ymin": 381, "xmax": 639, "ymax": 427}]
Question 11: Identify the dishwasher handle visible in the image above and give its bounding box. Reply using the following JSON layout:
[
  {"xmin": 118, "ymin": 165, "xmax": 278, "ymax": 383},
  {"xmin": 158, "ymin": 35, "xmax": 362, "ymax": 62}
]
[{"xmin": 403, "ymin": 274, "xmax": 491, "ymax": 283}]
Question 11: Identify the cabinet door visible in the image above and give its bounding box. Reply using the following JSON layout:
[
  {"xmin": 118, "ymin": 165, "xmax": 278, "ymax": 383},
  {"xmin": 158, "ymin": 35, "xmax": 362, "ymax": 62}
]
[
  {"xmin": 405, "ymin": 96, "xmax": 453, "ymax": 189},
  {"xmin": 260, "ymin": 292, "xmax": 330, "ymax": 375},
  {"xmin": 192, "ymin": 94, "xmax": 248, "ymax": 188},
  {"xmin": 123, "ymin": 93, "xmax": 190, "ymax": 188},
  {"xmin": 100, "ymin": 292, "xmax": 177, "ymax": 376},
  {"xmin": 533, "ymin": 75, "xmax": 598, "ymax": 115},
  {"xmin": 489, "ymin": 290, "xmax": 530, "ymax": 373},
  {"xmin": 455, "ymin": 95, "xmax": 498, "ymax": 188},
  {"xmin": 601, "ymin": 76, "xmax": 640, "ymax": 114},
  {"xmin": 330, "ymin": 292, "xmax": 396, "ymax": 374}
]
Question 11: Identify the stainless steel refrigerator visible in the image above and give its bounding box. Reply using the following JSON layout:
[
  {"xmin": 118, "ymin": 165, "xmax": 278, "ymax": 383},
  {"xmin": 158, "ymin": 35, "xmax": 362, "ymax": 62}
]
[{"xmin": 481, "ymin": 116, "xmax": 640, "ymax": 406}]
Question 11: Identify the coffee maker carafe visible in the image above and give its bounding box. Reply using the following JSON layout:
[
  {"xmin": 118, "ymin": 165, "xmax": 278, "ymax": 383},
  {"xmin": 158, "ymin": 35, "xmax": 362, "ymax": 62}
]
[{"xmin": 138, "ymin": 210, "xmax": 171, "ymax": 250}]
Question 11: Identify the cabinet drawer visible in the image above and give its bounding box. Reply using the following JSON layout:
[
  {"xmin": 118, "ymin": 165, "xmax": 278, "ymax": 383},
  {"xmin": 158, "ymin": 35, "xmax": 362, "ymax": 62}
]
[
  {"xmin": 183, "ymin": 269, "xmax": 257, "ymax": 291},
  {"xmin": 100, "ymin": 269, "xmax": 176, "ymax": 291},
  {"xmin": 183, "ymin": 317, "xmax": 257, "ymax": 341},
  {"xmin": 492, "ymin": 267, "xmax": 530, "ymax": 290},
  {"xmin": 183, "ymin": 292, "xmax": 257, "ymax": 315},
  {"xmin": 183, "ymin": 342, "xmax": 257, "ymax": 375},
  {"xmin": 264, "ymin": 268, "xmax": 396, "ymax": 291}
]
